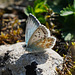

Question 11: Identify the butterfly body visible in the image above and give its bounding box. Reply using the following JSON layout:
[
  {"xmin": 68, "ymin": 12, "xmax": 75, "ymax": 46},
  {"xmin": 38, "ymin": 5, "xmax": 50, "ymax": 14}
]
[{"xmin": 25, "ymin": 14, "xmax": 56, "ymax": 52}]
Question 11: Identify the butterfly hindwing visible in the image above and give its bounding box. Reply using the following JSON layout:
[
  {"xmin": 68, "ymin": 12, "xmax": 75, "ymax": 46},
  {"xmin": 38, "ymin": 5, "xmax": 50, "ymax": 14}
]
[
  {"xmin": 33, "ymin": 36, "xmax": 56, "ymax": 49},
  {"xmin": 25, "ymin": 13, "xmax": 41, "ymax": 45},
  {"xmin": 26, "ymin": 36, "xmax": 56, "ymax": 52}
]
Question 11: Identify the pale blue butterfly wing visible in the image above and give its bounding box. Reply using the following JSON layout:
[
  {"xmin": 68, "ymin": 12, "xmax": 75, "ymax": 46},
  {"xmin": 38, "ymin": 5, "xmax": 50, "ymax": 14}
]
[{"xmin": 25, "ymin": 13, "xmax": 41, "ymax": 45}]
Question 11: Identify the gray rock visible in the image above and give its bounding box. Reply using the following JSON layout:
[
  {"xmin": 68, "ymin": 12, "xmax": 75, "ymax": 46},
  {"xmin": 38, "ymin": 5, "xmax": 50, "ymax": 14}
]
[{"xmin": 0, "ymin": 42, "xmax": 63, "ymax": 75}]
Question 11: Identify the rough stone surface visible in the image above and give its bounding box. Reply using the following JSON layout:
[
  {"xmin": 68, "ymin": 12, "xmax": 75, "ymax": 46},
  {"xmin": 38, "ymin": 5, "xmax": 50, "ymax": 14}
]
[{"xmin": 0, "ymin": 42, "xmax": 63, "ymax": 75}]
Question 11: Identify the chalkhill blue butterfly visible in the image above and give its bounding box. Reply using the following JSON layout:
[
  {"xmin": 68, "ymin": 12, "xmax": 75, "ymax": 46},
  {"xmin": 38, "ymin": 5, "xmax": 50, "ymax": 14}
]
[{"xmin": 25, "ymin": 13, "xmax": 56, "ymax": 52}]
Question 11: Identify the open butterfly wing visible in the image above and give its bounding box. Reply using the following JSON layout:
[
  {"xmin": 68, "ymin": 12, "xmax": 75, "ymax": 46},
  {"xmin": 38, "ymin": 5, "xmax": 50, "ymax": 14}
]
[{"xmin": 25, "ymin": 13, "xmax": 41, "ymax": 45}]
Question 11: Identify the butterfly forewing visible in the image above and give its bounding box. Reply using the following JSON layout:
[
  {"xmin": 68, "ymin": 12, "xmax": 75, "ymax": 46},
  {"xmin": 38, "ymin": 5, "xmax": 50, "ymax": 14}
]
[
  {"xmin": 25, "ymin": 14, "xmax": 41, "ymax": 45},
  {"xmin": 28, "ymin": 25, "xmax": 50, "ymax": 45}
]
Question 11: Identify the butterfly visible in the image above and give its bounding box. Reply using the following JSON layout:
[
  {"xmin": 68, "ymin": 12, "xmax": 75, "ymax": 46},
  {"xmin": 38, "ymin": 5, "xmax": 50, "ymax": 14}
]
[{"xmin": 25, "ymin": 13, "xmax": 56, "ymax": 52}]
